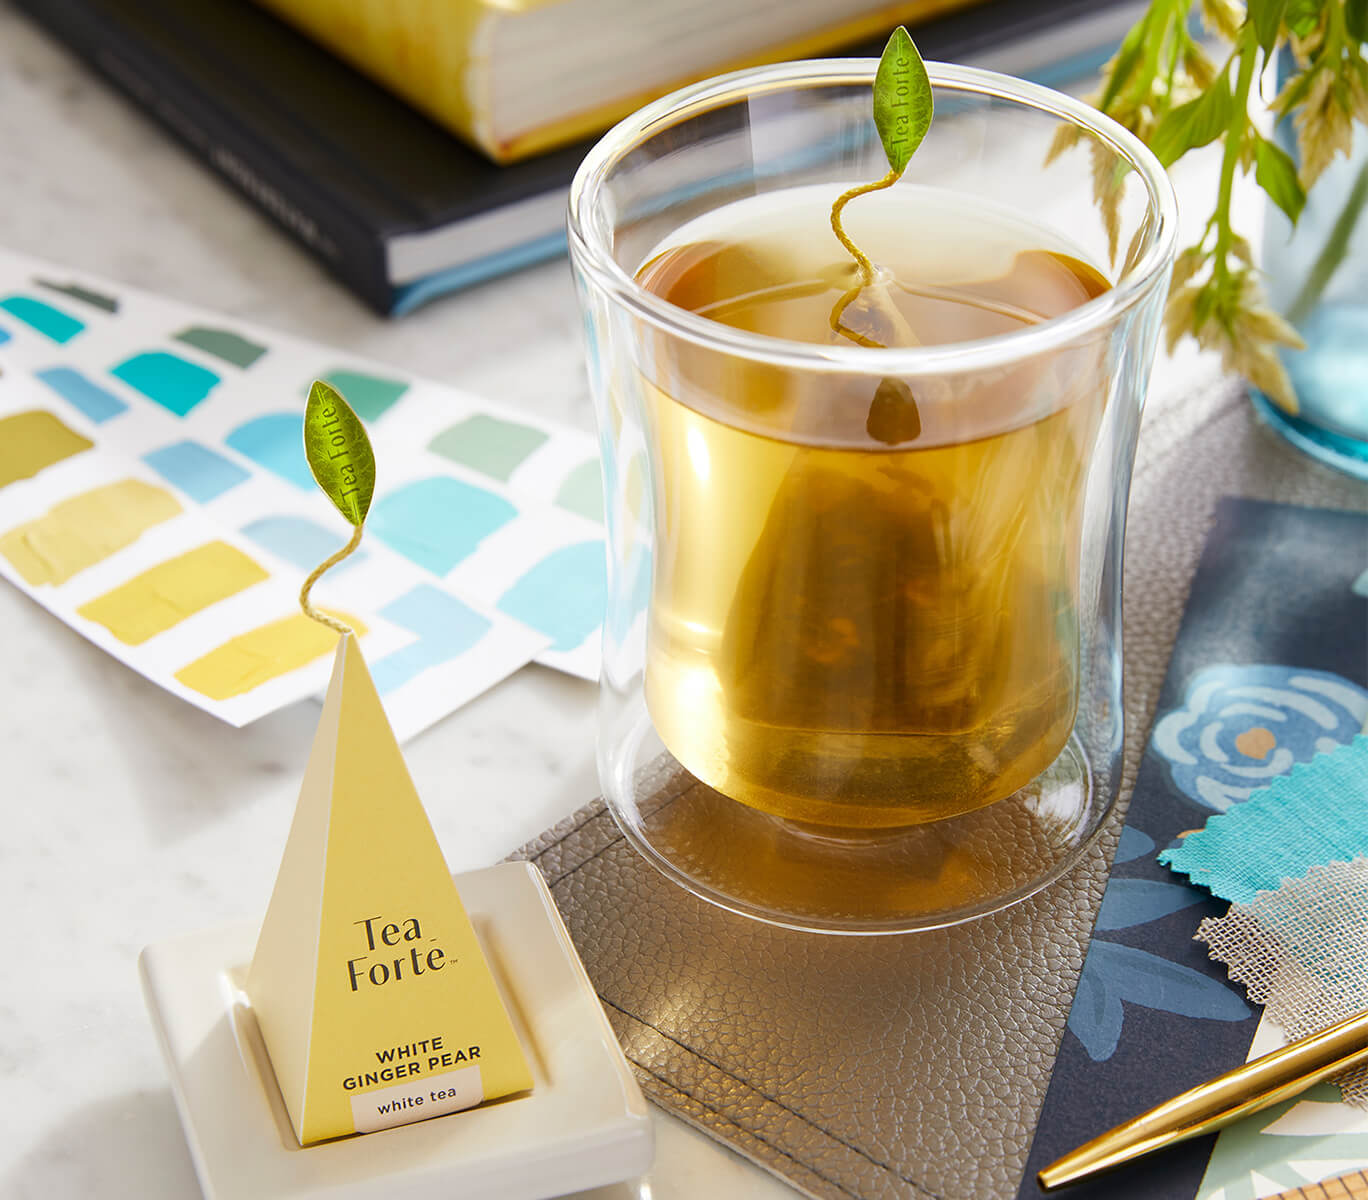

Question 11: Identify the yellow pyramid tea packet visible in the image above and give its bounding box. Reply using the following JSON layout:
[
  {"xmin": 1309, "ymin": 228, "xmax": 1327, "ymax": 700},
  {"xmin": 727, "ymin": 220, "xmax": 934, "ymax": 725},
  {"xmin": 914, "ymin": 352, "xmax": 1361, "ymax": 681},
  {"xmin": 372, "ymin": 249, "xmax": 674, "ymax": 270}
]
[{"xmin": 247, "ymin": 382, "xmax": 531, "ymax": 1144}]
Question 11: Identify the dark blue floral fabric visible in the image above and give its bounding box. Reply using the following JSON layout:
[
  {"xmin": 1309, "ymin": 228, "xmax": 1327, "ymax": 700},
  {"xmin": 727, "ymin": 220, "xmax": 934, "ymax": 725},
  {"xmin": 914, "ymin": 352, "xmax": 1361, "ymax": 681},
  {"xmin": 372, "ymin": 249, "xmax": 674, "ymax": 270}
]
[{"xmin": 1017, "ymin": 498, "xmax": 1368, "ymax": 1200}]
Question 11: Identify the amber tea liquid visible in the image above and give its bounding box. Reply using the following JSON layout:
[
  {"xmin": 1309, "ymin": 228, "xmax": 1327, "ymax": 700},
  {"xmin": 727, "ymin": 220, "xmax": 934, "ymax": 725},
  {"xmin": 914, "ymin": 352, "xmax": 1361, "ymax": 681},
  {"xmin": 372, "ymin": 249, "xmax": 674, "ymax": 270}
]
[{"xmin": 635, "ymin": 185, "xmax": 1110, "ymax": 828}]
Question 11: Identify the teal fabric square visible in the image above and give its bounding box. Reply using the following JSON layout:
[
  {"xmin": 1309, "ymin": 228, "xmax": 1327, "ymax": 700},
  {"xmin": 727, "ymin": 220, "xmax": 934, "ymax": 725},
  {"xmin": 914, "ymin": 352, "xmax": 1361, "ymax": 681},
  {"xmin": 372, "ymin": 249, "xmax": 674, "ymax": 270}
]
[{"xmin": 1159, "ymin": 735, "xmax": 1368, "ymax": 902}]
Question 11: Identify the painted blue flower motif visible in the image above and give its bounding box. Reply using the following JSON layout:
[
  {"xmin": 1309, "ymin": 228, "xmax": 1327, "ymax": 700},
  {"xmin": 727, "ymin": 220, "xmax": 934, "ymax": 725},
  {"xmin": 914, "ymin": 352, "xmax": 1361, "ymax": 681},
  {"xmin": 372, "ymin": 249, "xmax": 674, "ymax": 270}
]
[
  {"xmin": 1068, "ymin": 828, "xmax": 1251, "ymax": 1062},
  {"xmin": 1150, "ymin": 665, "xmax": 1368, "ymax": 812},
  {"xmin": 1068, "ymin": 940, "xmax": 1251, "ymax": 1061},
  {"xmin": 1094, "ymin": 879, "xmax": 1206, "ymax": 931},
  {"xmin": 1113, "ymin": 826, "xmax": 1155, "ymax": 864}
]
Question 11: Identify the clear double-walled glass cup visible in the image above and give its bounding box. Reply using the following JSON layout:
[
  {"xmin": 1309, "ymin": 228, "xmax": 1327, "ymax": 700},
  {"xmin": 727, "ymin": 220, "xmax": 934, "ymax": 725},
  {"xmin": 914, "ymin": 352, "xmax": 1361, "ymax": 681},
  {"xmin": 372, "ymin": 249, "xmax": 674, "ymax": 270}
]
[{"xmin": 569, "ymin": 60, "xmax": 1176, "ymax": 933}]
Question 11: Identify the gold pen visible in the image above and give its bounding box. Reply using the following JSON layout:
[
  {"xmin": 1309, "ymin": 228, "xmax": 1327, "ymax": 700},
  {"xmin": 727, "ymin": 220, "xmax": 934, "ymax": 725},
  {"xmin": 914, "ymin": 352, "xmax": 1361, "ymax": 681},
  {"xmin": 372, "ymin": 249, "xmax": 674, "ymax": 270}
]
[{"xmin": 1038, "ymin": 1005, "xmax": 1368, "ymax": 1191}]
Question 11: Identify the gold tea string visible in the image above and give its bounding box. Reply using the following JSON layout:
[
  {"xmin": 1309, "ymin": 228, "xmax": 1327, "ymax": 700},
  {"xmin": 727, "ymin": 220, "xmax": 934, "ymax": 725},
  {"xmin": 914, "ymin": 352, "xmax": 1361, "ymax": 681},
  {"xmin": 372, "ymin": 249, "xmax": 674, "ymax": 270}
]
[
  {"xmin": 299, "ymin": 523, "xmax": 363, "ymax": 635},
  {"xmin": 829, "ymin": 168, "xmax": 899, "ymax": 348},
  {"xmin": 831, "ymin": 170, "xmax": 897, "ymax": 283}
]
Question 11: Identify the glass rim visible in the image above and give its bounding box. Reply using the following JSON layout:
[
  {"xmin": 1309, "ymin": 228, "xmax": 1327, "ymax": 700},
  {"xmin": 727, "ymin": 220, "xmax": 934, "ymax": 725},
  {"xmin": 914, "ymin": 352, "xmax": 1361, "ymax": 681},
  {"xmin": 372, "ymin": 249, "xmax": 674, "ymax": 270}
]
[{"xmin": 567, "ymin": 59, "xmax": 1179, "ymax": 375}]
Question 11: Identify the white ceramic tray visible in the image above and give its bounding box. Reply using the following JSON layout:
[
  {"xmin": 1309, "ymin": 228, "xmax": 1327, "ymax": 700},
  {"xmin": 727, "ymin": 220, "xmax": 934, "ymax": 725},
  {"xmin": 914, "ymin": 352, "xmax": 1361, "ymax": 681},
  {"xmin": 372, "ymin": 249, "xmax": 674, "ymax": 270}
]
[{"xmin": 140, "ymin": 861, "xmax": 653, "ymax": 1200}]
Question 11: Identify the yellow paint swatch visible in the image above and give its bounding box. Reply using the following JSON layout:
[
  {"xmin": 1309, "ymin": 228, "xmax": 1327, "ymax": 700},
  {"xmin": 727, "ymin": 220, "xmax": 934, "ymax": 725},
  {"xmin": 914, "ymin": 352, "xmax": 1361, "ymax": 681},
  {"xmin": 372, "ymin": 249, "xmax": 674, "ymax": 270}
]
[
  {"xmin": 175, "ymin": 611, "xmax": 367, "ymax": 700},
  {"xmin": 77, "ymin": 541, "xmax": 270, "ymax": 645},
  {"xmin": 0, "ymin": 479, "xmax": 183, "ymax": 585},
  {"xmin": 0, "ymin": 410, "xmax": 94, "ymax": 489}
]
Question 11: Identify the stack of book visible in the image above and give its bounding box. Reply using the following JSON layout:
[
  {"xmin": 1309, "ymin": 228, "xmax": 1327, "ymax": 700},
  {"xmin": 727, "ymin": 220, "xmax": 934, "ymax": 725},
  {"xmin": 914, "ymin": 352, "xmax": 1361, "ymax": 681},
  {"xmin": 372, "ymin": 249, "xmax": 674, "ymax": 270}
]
[{"xmin": 17, "ymin": 0, "xmax": 1144, "ymax": 315}]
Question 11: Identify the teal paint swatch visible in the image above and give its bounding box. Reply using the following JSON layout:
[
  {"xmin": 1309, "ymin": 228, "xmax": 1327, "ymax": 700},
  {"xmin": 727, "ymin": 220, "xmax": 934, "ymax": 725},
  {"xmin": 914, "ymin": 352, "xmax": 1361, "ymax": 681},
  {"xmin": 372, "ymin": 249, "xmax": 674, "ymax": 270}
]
[
  {"xmin": 111, "ymin": 351, "xmax": 219, "ymax": 416},
  {"xmin": 319, "ymin": 369, "xmax": 408, "ymax": 422},
  {"xmin": 35, "ymin": 366, "xmax": 128, "ymax": 424},
  {"xmin": 371, "ymin": 584, "xmax": 491, "ymax": 694},
  {"xmin": 429, "ymin": 414, "xmax": 548, "ymax": 481},
  {"xmin": 0, "ymin": 295, "xmax": 85, "ymax": 343},
  {"xmin": 241, "ymin": 515, "xmax": 368, "ymax": 572},
  {"xmin": 174, "ymin": 326, "xmax": 267, "ymax": 368},
  {"xmin": 498, "ymin": 541, "xmax": 606, "ymax": 652},
  {"xmin": 556, "ymin": 460, "xmax": 604, "ymax": 521},
  {"xmin": 224, "ymin": 413, "xmax": 312, "ymax": 489},
  {"xmin": 143, "ymin": 440, "xmax": 250, "ymax": 502},
  {"xmin": 36, "ymin": 279, "xmax": 119, "ymax": 313},
  {"xmin": 369, "ymin": 477, "xmax": 516, "ymax": 575}
]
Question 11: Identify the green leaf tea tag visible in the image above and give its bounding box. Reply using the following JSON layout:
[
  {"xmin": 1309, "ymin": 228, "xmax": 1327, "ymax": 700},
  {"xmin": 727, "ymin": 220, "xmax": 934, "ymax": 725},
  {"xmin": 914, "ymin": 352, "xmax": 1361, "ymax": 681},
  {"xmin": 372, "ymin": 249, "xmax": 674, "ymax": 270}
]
[
  {"xmin": 873, "ymin": 25, "xmax": 933, "ymax": 175},
  {"xmin": 828, "ymin": 26, "xmax": 935, "ymax": 351},
  {"xmin": 298, "ymin": 380, "xmax": 375, "ymax": 635},
  {"xmin": 304, "ymin": 380, "xmax": 375, "ymax": 528}
]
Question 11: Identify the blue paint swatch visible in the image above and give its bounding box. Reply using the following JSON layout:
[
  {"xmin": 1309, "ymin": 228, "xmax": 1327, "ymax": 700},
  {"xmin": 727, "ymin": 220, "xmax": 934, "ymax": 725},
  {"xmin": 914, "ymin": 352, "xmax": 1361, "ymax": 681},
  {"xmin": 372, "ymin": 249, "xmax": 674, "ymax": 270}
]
[
  {"xmin": 0, "ymin": 295, "xmax": 85, "ymax": 343},
  {"xmin": 143, "ymin": 440, "xmax": 251, "ymax": 502},
  {"xmin": 111, "ymin": 351, "xmax": 219, "ymax": 416},
  {"xmin": 369, "ymin": 477, "xmax": 516, "ymax": 575},
  {"xmin": 241, "ymin": 515, "xmax": 368, "ymax": 572},
  {"xmin": 370, "ymin": 584, "xmax": 491, "ymax": 694},
  {"xmin": 35, "ymin": 367, "xmax": 128, "ymax": 424},
  {"xmin": 0, "ymin": 326, "xmax": 10, "ymax": 345},
  {"xmin": 224, "ymin": 414, "xmax": 312, "ymax": 490},
  {"xmin": 498, "ymin": 541, "xmax": 606, "ymax": 652}
]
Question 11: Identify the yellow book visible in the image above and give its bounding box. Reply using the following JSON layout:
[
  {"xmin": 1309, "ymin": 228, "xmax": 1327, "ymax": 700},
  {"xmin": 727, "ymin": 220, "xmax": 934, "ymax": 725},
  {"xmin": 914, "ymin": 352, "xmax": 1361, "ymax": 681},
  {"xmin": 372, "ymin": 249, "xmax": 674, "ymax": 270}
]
[
  {"xmin": 248, "ymin": 633, "xmax": 532, "ymax": 1145},
  {"xmin": 251, "ymin": 0, "xmax": 987, "ymax": 162}
]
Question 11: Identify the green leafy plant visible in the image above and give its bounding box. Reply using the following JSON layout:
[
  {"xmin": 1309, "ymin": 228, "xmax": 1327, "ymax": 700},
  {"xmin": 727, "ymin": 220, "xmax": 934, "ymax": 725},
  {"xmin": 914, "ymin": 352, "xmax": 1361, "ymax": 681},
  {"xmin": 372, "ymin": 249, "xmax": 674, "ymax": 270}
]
[
  {"xmin": 299, "ymin": 379, "xmax": 376, "ymax": 634},
  {"xmin": 1070, "ymin": 0, "xmax": 1368, "ymax": 412}
]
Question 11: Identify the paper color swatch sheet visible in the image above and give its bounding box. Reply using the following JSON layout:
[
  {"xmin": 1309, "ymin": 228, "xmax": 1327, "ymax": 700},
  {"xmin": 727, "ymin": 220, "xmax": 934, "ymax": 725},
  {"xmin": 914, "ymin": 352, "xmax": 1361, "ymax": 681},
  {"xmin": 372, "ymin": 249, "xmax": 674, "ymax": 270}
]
[{"xmin": 0, "ymin": 248, "xmax": 609, "ymax": 740}]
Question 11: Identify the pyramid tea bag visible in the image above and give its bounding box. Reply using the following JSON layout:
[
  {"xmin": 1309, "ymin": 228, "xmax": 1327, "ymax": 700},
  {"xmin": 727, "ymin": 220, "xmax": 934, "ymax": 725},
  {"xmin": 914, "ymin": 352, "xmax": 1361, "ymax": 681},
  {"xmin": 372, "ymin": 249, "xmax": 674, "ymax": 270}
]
[{"xmin": 247, "ymin": 382, "xmax": 531, "ymax": 1145}]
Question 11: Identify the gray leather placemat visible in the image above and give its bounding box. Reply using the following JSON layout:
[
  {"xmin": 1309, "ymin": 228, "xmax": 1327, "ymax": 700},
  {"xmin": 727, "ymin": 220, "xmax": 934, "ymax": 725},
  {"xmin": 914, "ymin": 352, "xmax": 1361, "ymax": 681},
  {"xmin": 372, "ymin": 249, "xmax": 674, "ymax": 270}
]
[{"xmin": 514, "ymin": 376, "xmax": 1368, "ymax": 1200}]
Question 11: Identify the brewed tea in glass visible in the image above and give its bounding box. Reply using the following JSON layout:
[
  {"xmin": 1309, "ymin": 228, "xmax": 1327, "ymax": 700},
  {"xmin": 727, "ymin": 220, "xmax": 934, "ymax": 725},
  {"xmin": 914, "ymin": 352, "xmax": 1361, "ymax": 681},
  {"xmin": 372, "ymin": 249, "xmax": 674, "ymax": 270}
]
[{"xmin": 570, "ymin": 60, "xmax": 1177, "ymax": 932}]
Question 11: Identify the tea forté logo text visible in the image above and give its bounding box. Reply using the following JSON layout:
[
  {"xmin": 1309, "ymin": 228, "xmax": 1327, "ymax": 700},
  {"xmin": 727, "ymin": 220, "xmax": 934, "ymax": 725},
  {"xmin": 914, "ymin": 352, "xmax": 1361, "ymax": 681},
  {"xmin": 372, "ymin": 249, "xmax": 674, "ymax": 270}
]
[{"xmin": 347, "ymin": 913, "xmax": 449, "ymax": 991}]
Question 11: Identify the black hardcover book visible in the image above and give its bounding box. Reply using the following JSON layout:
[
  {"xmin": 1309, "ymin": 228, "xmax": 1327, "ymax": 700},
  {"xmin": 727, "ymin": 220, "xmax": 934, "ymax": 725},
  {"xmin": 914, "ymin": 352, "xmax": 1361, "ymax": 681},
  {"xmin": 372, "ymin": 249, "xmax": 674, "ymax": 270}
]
[{"xmin": 15, "ymin": 0, "xmax": 1142, "ymax": 316}]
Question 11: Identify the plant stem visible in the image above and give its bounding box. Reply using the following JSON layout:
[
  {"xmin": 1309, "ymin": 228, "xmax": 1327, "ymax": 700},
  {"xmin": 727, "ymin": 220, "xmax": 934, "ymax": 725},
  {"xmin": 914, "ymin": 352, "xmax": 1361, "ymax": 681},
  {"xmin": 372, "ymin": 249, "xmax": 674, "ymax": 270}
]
[
  {"xmin": 1288, "ymin": 157, "xmax": 1368, "ymax": 324},
  {"xmin": 1211, "ymin": 29, "xmax": 1260, "ymax": 309},
  {"xmin": 1326, "ymin": 0, "xmax": 1347, "ymax": 53},
  {"xmin": 1162, "ymin": 6, "xmax": 1183, "ymax": 98}
]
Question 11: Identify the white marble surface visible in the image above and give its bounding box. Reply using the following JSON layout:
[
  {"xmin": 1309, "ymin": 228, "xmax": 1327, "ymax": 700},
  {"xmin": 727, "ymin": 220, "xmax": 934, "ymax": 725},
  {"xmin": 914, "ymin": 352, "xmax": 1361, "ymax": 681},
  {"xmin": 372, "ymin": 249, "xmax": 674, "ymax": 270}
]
[{"xmin": 0, "ymin": 6, "xmax": 1257, "ymax": 1199}]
